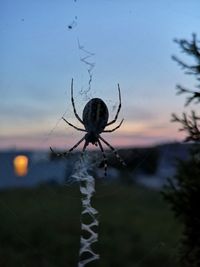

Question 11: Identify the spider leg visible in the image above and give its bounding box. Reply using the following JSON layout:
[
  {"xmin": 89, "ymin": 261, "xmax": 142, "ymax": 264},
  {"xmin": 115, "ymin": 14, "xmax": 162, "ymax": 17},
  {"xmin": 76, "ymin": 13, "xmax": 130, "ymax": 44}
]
[
  {"xmin": 71, "ymin": 78, "xmax": 84, "ymax": 125},
  {"xmin": 50, "ymin": 136, "xmax": 85, "ymax": 157},
  {"xmin": 80, "ymin": 140, "xmax": 89, "ymax": 158},
  {"xmin": 99, "ymin": 135, "xmax": 126, "ymax": 166},
  {"xmin": 106, "ymin": 83, "xmax": 121, "ymax": 126},
  {"xmin": 103, "ymin": 119, "xmax": 124, "ymax": 133},
  {"xmin": 62, "ymin": 117, "xmax": 86, "ymax": 131},
  {"xmin": 97, "ymin": 139, "xmax": 108, "ymax": 177}
]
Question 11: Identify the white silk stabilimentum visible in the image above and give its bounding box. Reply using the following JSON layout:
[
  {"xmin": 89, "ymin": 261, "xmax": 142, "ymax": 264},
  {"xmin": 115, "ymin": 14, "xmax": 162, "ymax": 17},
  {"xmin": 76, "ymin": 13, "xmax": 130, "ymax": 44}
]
[{"xmin": 72, "ymin": 154, "xmax": 99, "ymax": 267}]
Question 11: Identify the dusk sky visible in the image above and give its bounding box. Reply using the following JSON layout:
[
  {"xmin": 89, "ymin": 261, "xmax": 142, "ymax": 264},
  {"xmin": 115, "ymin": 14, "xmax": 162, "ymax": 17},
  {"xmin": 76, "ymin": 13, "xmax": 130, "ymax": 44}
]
[{"xmin": 1, "ymin": 0, "xmax": 200, "ymax": 150}]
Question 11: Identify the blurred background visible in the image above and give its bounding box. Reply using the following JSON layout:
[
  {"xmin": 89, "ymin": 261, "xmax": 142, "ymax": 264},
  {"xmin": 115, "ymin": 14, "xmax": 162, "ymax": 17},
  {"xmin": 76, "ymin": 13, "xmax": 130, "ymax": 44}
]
[{"xmin": 0, "ymin": 0, "xmax": 200, "ymax": 266}]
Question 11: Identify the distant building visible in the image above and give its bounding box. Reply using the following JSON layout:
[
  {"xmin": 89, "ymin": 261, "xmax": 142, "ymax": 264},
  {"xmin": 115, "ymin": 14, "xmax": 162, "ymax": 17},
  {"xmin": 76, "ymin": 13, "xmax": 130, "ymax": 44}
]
[
  {"xmin": 0, "ymin": 143, "xmax": 191, "ymax": 190},
  {"xmin": 0, "ymin": 150, "xmax": 72, "ymax": 189}
]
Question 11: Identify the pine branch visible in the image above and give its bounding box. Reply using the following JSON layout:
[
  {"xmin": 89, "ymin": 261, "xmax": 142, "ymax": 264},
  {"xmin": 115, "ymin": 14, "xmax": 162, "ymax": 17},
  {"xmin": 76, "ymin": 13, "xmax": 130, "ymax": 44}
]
[
  {"xmin": 176, "ymin": 85, "xmax": 200, "ymax": 106},
  {"xmin": 172, "ymin": 34, "xmax": 200, "ymax": 78},
  {"xmin": 174, "ymin": 34, "xmax": 200, "ymax": 59},
  {"xmin": 165, "ymin": 34, "xmax": 200, "ymax": 267},
  {"xmin": 171, "ymin": 111, "xmax": 200, "ymax": 142}
]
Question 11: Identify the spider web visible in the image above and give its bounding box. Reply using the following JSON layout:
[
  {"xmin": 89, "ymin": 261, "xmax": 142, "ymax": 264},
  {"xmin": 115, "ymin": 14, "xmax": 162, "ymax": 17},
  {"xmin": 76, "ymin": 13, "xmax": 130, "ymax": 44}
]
[
  {"xmin": 33, "ymin": 39, "xmax": 178, "ymax": 267},
  {"xmin": 0, "ymin": 2, "xmax": 181, "ymax": 266},
  {"xmin": 77, "ymin": 39, "xmax": 96, "ymax": 101}
]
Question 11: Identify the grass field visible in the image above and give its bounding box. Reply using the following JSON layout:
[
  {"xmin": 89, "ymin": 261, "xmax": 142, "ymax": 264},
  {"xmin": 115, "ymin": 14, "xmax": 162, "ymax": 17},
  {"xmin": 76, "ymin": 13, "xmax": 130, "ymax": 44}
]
[{"xmin": 0, "ymin": 182, "xmax": 181, "ymax": 267}]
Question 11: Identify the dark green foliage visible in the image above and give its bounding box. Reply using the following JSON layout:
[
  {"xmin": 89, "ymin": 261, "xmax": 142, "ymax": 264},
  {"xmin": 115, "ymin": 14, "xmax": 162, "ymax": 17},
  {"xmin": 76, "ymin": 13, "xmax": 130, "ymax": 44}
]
[
  {"xmin": 162, "ymin": 34, "xmax": 200, "ymax": 267},
  {"xmin": 163, "ymin": 146, "xmax": 200, "ymax": 266}
]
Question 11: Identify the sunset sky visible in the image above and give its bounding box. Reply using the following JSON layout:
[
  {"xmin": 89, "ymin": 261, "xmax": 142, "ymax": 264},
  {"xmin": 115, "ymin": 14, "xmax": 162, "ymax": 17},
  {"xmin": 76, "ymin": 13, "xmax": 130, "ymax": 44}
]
[{"xmin": 1, "ymin": 0, "xmax": 200, "ymax": 150}]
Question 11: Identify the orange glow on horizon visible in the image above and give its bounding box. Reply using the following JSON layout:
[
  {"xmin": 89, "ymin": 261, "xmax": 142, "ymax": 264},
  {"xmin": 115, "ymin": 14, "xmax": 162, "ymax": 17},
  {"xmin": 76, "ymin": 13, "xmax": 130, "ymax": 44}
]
[
  {"xmin": 0, "ymin": 120, "xmax": 184, "ymax": 150},
  {"xmin": 13, "ymin": 155, "xmax": 29, "ymax": 176},
  {"xmin": 121, "ymin": 121, "xmax": 147, "ymax": 134}
]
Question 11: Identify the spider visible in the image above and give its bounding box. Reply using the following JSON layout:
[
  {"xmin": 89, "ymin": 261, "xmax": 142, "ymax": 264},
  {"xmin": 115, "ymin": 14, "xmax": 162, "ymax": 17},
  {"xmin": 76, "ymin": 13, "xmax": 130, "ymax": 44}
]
[{"xmin": 50, "ymin": 79, "xmax": 126, "ymax": 176}]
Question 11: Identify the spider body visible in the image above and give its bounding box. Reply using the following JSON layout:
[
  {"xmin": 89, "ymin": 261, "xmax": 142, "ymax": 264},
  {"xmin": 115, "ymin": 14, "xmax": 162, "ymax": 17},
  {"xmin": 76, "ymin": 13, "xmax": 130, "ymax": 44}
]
[
  {"xmin": 50, "ymin": 79, "xmax": 126, "ymax": 176},
  {"xmin": 83, "ymin": 98, "xmax": 109, "ymax": 146},
  {"xmin": 83, "ymin": 98, "xmax": 109, "ymax": 134}
]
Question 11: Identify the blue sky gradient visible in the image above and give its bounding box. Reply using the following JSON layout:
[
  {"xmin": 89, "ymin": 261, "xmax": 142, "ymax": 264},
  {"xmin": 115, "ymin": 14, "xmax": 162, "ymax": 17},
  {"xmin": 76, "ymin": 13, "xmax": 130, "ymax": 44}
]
[{"xmin": 1, "ymin": 0, "xmax": 200, "ymax": 149}]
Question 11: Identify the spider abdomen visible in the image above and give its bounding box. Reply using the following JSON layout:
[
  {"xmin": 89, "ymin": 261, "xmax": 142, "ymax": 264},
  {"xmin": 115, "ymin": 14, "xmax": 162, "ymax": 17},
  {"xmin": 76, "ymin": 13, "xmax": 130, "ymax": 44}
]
[{"xmin": 82, "ymin": 98, "xmax": 109, "ymax": 133}]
